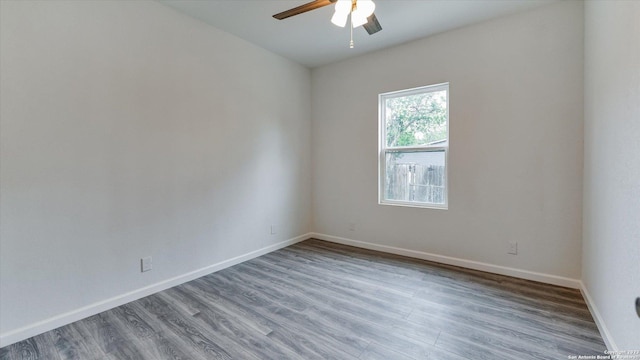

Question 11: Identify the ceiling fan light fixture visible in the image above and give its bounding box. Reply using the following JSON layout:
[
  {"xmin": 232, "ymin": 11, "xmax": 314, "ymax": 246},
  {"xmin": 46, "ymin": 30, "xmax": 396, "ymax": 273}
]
[
  {"xmin": 354, "ymin": 0, "xmax": 376, "ymax": 18},
  {"xmin": 351, "ymin": 11, "xmax": 368, "ymax": 28},
  {"xmin": 333, "ymin": 0, "xmax": 376, "ymax": 29},
  {"xmin": 331, "ymin": 0, "xmax": 351, "ymax": 27},
  {"xmin": 331, "ymin": 11, "xmax": 349, "ymax": 27},
  {"xmin": 273, "ymin": 0, "xmax": 381, "ymax": 48},
  {"xmin": 352, "ymin": 0, "xmax": 375, "ymax": 27},
  {"xmin": 331, "ymin": 0, "xmax": 352, "ymax": 27}
]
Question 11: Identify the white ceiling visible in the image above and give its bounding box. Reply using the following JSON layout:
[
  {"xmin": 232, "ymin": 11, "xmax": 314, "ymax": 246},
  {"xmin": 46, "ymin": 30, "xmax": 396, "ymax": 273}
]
[{"xmin": 158, "ymin": 0, "xmax": 556, "ymax": 68}]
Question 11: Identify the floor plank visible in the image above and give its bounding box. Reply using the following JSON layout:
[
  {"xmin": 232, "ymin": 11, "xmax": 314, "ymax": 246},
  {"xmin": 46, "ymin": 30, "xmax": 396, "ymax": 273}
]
[{"xmin": 1, "ymin": 239, "xmax": 607, "ymax": 359}]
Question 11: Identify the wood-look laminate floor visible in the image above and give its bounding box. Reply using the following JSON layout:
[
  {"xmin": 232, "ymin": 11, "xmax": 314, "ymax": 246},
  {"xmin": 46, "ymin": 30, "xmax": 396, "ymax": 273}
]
[{"xmin": 1, "ymin": 239, "xmax": 606, "ymax": 360}]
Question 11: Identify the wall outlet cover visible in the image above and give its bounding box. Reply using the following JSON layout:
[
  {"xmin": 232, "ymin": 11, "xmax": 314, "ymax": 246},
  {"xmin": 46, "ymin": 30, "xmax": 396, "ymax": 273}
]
[{"xmin": 141, "ymin": 256, "xmax": 152, "ymax": 272}]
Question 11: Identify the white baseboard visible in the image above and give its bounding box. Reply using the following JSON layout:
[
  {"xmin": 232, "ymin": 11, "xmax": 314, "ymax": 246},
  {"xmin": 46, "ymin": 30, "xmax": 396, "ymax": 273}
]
[
  {"xmin": 310, "ymin": 233, "xmax": 582, "ymax": 289},
  {"xmin": 0, "ymin": 233, "xmax": 310, "ymax": 348},
  {"xmin": 579, "ymin": 282, "xmax": 617, "ymax": 351}
]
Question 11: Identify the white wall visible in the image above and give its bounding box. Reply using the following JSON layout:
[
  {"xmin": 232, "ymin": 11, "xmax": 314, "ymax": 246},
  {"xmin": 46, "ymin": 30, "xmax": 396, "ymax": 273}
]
[
  {"xmin": 311, "ymin": 1, "xmax": 584, "ymax": 281},
  {"xmin": 0, "ymin": 0, "xmax": 311, "ymax": 345},
  {"xmin": 583, "ymin": 0, "xmax": 640, "ymax": 351}
]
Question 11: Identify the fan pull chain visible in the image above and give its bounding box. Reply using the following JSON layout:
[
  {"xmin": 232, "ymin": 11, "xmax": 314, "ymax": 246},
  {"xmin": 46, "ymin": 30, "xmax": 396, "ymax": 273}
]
[{"xmin": 349, "ymin": 12, "xmax": 354, "ymax": 48}]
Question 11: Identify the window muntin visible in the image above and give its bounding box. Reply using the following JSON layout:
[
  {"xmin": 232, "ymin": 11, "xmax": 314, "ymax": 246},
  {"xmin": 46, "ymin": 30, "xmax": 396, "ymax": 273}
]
[{"xmin": 379, "ymin": 83, "xmax": 449, "ymax": 209}]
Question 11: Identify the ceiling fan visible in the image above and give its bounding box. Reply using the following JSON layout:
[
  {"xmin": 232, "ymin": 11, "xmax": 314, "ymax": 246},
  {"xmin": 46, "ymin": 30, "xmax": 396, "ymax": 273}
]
[{"xmin": 273, "ymin": 0, "xmax": 382, "ymax": 47}]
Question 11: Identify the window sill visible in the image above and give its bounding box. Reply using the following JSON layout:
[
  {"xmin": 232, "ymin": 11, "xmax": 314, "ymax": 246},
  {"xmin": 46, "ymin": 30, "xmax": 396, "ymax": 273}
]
[{"xmin": 379, "ymin": 200, "xmax": 448, "ymax": 210}]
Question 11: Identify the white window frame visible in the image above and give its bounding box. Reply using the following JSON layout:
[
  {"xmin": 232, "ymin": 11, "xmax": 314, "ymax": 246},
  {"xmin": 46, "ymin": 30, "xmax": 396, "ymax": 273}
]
[{"xmin": 378, "ymin": 83, "xmax": 449, "ymax": 210}]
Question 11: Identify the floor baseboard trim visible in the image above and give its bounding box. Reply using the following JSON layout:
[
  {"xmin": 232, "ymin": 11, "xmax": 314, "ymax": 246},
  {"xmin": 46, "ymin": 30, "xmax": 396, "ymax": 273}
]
[
  {"xmin": 0, "ymin": 233, "xmax": 310, "ymax": 348},
  {"xmin": 310, "ymin": 233, "xmax": 581, "ymax": 289},
  {"xmin": 579, "ymin": 282, "xmax": 617, "ymax": 351}
]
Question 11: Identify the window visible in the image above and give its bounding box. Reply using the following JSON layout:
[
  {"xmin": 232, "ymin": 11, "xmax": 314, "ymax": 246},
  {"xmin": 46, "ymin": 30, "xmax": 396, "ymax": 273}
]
[{"xmin": 379, "ymin": 83, "xmax": 449, "ymax": 209}]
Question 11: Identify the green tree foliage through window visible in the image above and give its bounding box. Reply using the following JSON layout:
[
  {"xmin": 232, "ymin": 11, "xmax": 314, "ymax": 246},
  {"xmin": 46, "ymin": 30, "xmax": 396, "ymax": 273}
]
[{"xmin": 385, "ymin": 90, "xmax": 447, "ymax": 147}]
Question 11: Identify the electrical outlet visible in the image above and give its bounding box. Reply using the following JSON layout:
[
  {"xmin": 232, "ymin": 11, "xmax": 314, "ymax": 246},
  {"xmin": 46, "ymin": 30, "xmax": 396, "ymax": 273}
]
[
  {"xmin": 270, "ymin": 225, "xmax": 277, "ymax": 235},
  {"xmin": 348, "ymin": 222, "xmax": 356, "ymax": 231},
  {"xmin": 508, "ymin": 242, "xmax": 518, "ymax": 255},
  {"xmin": 141, "ymin": 256, "xmax": 152, "ymax": 272}
]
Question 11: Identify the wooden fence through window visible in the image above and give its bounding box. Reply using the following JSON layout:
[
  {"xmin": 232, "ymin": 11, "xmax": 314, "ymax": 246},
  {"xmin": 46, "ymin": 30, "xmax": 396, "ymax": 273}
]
[{"xmin": 386, "ymin": 163, "xmax": 445, "ymax": 204}]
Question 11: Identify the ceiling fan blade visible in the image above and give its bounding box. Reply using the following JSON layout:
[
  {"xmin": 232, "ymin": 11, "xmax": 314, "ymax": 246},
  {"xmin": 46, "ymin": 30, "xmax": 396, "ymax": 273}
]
[
  {"xmin": 273, "ymin": 0, "xmax": 337, "ymax": 20},
  {"xmin": 363, "ymin": 13, "xmax": 382, "ymax": 35}
]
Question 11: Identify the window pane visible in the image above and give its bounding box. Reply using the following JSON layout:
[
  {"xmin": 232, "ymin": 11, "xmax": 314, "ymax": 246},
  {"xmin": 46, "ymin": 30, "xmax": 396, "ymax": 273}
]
[
  {"xmin": 385, "ymin": 150, "xmax": 446, "ymax": 205},
  {"xmin": 385, "ymin": 90, "xmax": 447, "ymax": 147}
]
